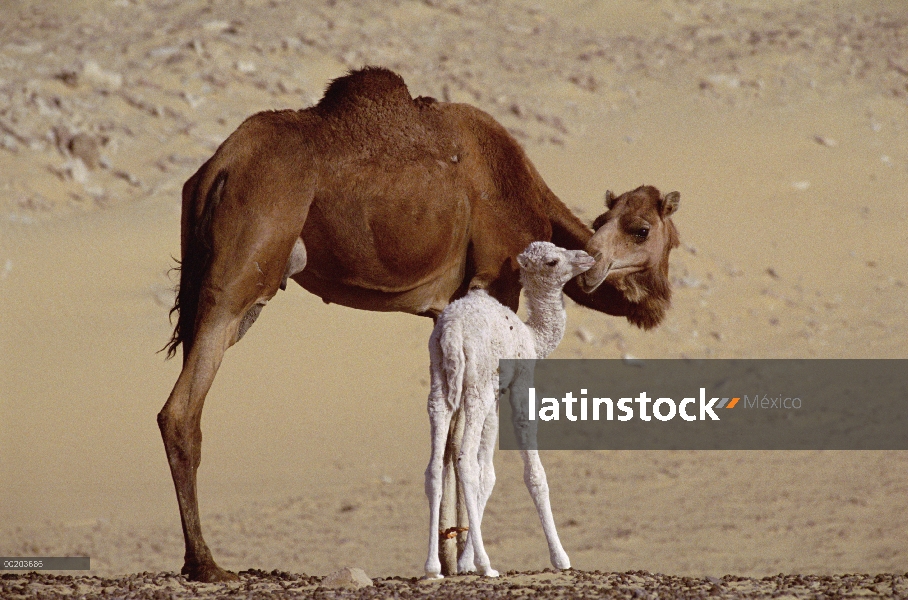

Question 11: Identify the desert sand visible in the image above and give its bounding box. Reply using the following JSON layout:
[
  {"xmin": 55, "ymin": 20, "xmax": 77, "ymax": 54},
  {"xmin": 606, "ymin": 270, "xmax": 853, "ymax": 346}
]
[{"xmin": 1, "ymin": 0, "xmax": 907, "ymax": 595}]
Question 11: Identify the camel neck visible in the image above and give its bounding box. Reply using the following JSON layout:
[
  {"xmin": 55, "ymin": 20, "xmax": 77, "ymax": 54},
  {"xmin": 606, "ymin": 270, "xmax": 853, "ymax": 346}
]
[
  {"xmin": 522, "ymin": 283, "xmax": 567, "ymax": 359},
  {"xmin": 544, "ymin": 189, "xmax": 594, "ymax": 251},
  {"xmin": 542, "ymin": 188, "xmax": 630, "ymax": 317}
]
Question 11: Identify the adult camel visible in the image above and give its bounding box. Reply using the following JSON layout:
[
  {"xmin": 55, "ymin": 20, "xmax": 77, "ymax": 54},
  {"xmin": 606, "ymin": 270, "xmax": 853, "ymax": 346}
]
[{"xmin": 159, "ymin": 66, "xmax": 681, "ymax": 582}]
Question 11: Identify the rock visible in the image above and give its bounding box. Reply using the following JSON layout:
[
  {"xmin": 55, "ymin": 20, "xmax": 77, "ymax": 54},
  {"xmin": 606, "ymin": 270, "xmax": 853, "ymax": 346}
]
[
  {"xmin": 706, "ymin": 73, "xmax": 740, "ymax": 88},
  {"xmin": 321, "ymin": 567, "xmax": 373, "ymax": 589},
  {"xmin": 812, "ymin": 134, "xmax": 838, "ymax": 147},
  {"xmin": 235, "ymin": 60, "xmax": 257, "ymax": 74},
  {"xmin": 202, "ymin": 20, "xmax": 231, "ymax": 33},
  {"xmin": 1, "ymin": 134, "xmax": 18, "ymax": 152},
  {"xmin": 80, "ymin": 60, "xmax": 123, "ymax": 91},
  {"xmin": 576, "ymin": 326, "xmax": 594, "ymax": 344},
  {"xmin": 55, "ymin": 158, "xmax": 89, "ymax": 184},
  {"xmin": 68, "ymin": 133, "xmax": 101, "ymax": 170}
]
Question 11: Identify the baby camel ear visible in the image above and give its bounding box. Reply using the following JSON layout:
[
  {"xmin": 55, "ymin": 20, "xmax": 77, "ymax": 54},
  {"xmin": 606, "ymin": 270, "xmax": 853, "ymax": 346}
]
[
  {"xmin": 604, "ymin": 189, "xmax": 617, "ymax": 209},
  {"xmin": 660, "ymin": 191, "xmax": 680, "ymax": 217},
  {"xmin": 516, "ymin": 253, "xmax": 528, "ymax": 269}
]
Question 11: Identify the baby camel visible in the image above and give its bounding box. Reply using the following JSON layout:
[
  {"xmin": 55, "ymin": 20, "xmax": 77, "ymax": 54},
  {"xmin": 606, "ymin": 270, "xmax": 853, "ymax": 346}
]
[{"xmin": 424, "ymin": 241, "xmax": 595, "ymax": 579}]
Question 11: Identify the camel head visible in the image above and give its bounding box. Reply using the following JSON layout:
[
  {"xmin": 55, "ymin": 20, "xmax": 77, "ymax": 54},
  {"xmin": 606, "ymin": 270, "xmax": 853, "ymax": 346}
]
[
  {"xmin": 517, "ymin": 241, "xmax": 596, "ymax": 289},
  {"xmin": 579, "ymin": 185, "xmax": 680, "ymax": 328}
]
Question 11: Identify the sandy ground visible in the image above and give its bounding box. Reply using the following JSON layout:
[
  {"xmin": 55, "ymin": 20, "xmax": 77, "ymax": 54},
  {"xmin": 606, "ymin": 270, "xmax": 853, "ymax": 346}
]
[{"xmin": 1, "ymin": 0, "xmax": 908, "ymax": 595}]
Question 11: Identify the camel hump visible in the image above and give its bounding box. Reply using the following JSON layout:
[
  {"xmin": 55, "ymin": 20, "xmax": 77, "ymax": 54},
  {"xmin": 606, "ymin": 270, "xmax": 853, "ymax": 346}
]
[{"xmin": 317, "ymin": 66, "xmax": 414, "ymax": 113}]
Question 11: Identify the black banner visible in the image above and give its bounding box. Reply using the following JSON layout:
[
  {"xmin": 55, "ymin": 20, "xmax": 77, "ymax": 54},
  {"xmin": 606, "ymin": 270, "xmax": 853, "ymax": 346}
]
[{"xmin": 498, "ymin": 359, "xmax": 908, "ymax": 450}]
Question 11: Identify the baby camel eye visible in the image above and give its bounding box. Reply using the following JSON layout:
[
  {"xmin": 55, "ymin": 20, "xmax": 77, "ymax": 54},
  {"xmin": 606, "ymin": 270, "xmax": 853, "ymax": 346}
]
[{"xmin": 546, "ymin": 259, "xmax": 559, "ymax": 266}]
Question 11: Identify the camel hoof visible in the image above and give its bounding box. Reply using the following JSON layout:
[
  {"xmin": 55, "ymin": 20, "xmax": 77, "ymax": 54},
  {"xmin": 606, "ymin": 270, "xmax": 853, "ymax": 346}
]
[
  {"xmin": 181, "ymin": 561, "xmax": 240, "ymax": 583},
  {"xmin": 552, "ymin": 553, "xmax": 571, "ymax": 570},
  {"xmin": 457, "ymin": 561, "xmax": 477, "ymax": 574}
]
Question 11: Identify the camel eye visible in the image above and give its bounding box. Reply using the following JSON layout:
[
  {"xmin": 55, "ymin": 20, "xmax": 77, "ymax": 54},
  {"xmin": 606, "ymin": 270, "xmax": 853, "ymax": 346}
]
[{"xmin": 634, "ymin": 227, "xmax": 650, "ymax": 241}]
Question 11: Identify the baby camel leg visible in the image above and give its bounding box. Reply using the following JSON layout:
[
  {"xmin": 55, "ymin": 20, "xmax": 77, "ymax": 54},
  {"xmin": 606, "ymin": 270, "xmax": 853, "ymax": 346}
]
[
  {"xmin": 520, "ymin": 449, "xmax": 571, "ymax": 569},
  {"xmin": 457, "ymin": 402, "xmax": 498, "ymax": 573},
  {"xmin": 426, "ymin": 390, "xmax": 452, "ymax": 579},
  {"xmin": 457, "ymin": 387, "xmax": 499, "ymax": 577}
]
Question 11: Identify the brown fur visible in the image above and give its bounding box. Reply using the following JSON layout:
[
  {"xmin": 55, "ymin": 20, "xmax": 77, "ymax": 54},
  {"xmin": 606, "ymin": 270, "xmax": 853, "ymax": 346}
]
[
  {"xmin": 158, "ymin": 68, "xmax": 680, "ymax": 581},
  {"xmin": 582, "ymin": 185, "xmax": 681, "ymax": 330}
]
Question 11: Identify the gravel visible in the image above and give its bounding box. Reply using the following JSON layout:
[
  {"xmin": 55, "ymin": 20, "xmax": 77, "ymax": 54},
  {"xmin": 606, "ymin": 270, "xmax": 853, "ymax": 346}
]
[{"xmin": 2, "ymin": 569, "xmax": 907, "ymax": 599}]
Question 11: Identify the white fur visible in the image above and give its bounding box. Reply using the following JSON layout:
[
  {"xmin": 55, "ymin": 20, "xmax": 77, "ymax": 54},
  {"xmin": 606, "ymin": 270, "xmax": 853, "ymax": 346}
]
[{"xmin": 423, "ymin": 241, "xmax": 594, "ymax": 579}]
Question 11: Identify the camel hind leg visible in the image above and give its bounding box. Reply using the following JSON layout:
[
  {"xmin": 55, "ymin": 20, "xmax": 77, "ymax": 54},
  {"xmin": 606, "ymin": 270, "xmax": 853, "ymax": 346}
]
[
  {"xmin": 158, "ymin": 170, "xmax": 312, "ymax": 582},
  {"xmin": 456, "ymin": 384, "xmax": 499, "ymax": 577},
  {"xmin": 158, "ymin": 305, "xmax": 245, "ymax": 582},
  {"xmin": 456, "ymin": 399, "xmax": 498, "ymax": 574}
]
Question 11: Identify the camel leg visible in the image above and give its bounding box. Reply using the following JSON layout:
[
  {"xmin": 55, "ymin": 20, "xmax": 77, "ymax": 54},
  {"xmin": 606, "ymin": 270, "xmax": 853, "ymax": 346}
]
[
  {"xmin": 457, "ymin": 388, "xmax": 499, "ymax": 577},
  {"xmin": 520, "ymin": 449, "xmax": 571, "ymax": 570},
  {"xmin": 424, "ymin": 401, "xmax": 453, "ymax": 579},
  {"xmin": 476, "ymin": 403, "xmax": 499, "ymax": 520},
  {"xmin": 159, "ymin": 224, "xmax": 306, "ymax": 581},
  {"xmin": 504, "ymin": 363, "xmax": 569, "ymax": 569},
  {"xmin": 158, "ymin": 306, "xmax": 243, "ymax": 582},
  {"xmin": 457, "ymin": 401, "xmax": 497, "ymax": 573}
]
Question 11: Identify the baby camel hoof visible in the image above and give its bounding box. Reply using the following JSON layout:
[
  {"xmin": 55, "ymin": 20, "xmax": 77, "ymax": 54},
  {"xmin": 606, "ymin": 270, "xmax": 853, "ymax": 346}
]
[
  {"xmin": 552, "ymin": 555, "xmax": 571, "ymax": 570},
  {"xmin": 478, "ymin": 567, "xmax": 500, "ymax": 578},
  {"xmin": 422, "ymin": 571, "xmax": 444, "ymax": 580},
  {"xmin": 182, "ymin": 561, "xmax": 239, "ymax": 583}
]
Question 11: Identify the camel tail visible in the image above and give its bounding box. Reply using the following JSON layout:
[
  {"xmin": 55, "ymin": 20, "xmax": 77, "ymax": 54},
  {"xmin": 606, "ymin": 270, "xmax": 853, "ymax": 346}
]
[
  {"xmin": 162, "ymin": 168, "xmax": 228, "ymax": 361},
  {"xmin": 439, "ymin": 320, "xmax": 466, "ymax": 412}
]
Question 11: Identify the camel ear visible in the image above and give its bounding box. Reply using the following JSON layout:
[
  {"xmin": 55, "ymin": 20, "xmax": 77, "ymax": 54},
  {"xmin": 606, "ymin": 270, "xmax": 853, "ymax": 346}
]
[
  {"xmin": 661, "ymin": 191, "xmax": 680, "ymax": 217},
  {"xmin": 604, "ymin": 190, "xmax": 617, "ymax": 210}
]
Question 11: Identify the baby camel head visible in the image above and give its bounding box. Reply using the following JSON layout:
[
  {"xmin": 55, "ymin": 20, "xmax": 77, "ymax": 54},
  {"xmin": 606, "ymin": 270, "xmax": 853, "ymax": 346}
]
[
  {"xmin": 579, "ymin": 185, "xmax": 681, "ymax": 329},
  {"xmin": 517, "ymin": 241, "xmax": 596, "ymax": 290}
]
